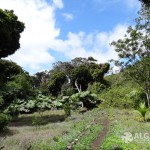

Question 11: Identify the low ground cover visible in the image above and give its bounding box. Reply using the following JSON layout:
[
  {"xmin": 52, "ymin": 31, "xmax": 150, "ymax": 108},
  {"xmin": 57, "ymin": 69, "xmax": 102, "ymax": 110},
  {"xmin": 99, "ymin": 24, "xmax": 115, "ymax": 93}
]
[
  {"xmin": 100, "ymin": 108, "xmax": 150, "ymax": 150},
  {"xmin": 0, "ymin": 108, "xmax": 150, "ymax": 150},
  {"xmin": 0, "ymin": 109, "xmax": 103, "ymax": 150}
]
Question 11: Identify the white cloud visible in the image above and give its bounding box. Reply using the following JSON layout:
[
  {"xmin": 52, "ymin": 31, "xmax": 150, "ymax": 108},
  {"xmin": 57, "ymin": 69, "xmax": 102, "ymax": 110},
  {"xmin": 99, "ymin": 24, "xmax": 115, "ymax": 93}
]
[
  {"xmin": 53, "ymin": 0, "xmax": 64, "ymax": 9},
  {"xmin": 51, "ymin": 24, "xmax": 128, "ymax": 63},
  {"xmin": 125, "ymin": 0, "xmax": 140, "ymax": 9},
  {"xmin": 62, "ymin": 13, "xmax": 73, "ymax": 21},
  {"xmin": 0, "ymin": 0, "xmax": 63, "ymax": 73},
  {"xmin": 0, "ymin": 0, "xmax": 128, "ymax": 74}
]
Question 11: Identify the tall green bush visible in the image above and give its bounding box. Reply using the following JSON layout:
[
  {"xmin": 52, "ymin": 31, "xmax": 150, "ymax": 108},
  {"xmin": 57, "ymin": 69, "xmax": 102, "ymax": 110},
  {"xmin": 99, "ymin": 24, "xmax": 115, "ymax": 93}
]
[
  {"xmin": 88, "ymin": 82, "xmax": 107, "ymax": 94},
  {"xmin": 0, "ymin": 113, "xmax": 11, "ymax": 132},
  {"xmin": 99, "ymin": 86, "xmax": 146, "ymax": 109}
]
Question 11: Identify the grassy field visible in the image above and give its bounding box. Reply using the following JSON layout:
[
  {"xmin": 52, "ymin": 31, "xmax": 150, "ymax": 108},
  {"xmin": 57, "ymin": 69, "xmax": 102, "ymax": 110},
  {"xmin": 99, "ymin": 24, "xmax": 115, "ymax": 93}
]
[
  {"xmin": 0, "ymin": 108, "xmax": 150, "ymax": 150},
  {"xmin": 100, "ymin": 108, "xmax": 150, "ymax": 150},
  {"xmin": 0, "ymin": 109, "xmax": 104, "ymax": 150},
  {"xmin": 0, "ymin": 110, "xmax": 67, "ymax": 150}
]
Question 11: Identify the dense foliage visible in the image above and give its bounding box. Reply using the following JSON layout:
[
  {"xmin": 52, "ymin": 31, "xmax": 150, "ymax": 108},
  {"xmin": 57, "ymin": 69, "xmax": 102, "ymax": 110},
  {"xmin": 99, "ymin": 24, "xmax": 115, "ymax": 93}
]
[
  {"xmin": 0, "ymin": 113, "xmax": 11, "ymax": 132},
  {"xmin": 70, "ymin": 91, "xmax": 100, "ymax": 109},
  {"xmin": 34, "ymin": 57, "xmax": 110, "ymax": 97},
  {"xmin": 139, "ymin": 0, "xmax": 150, "ymax": 5},
  {"xmin": 111, "ymin": 3, "xmax": 150, "ymax": 107},
  {"xmin": 1, "ymin": 0, "xmax": 150, "ymax": 134},
  {"xmin": 98, "ymin": 72, "xmax": 147, "ymax": 109},
  {"xmin": 0, "ymin": 67, "xmax": 35, "ymax": 112},
  {"xmin": 0, "ymin": 9, "xmax": 25, "ymax": 58}
]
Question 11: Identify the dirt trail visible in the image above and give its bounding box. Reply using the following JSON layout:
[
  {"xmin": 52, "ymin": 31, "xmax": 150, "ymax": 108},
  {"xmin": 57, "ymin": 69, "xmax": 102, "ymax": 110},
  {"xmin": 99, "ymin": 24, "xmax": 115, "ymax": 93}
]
[{"xmin": 91, "ymin": 118, "xmax": 109, "ymax": 150}]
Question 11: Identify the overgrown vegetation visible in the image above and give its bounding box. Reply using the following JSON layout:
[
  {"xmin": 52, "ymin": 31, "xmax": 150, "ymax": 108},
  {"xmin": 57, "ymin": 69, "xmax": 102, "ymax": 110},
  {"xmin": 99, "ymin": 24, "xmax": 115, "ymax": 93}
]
[
  {"xmin": 0, "ymin": 113, "xmax": 11, "ymax": 132},
  {"xmin": 0, "ymin": 109, "xmax": 103, "ymax": 150},
  {"xmin": 98, "ymin": 73, "xmax": 146, "ymax": 109},
  {"xmin": 1, "ymin": 1, "xmax": 150, "ymax": 149},
  {"xmin": 111, "ymin": 1, "xmax": 150, "ymax": 107},
  {"xmin": 100, "ymin": 108, "xmax": 150, "ymax": 150}
]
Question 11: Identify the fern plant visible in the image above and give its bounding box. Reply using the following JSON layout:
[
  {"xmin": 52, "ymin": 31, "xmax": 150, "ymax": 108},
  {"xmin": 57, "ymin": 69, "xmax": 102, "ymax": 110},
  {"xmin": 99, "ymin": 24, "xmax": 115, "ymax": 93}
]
[{"xmin": 135, "ymin": 102, "xmax": 149, "ymax": 121}]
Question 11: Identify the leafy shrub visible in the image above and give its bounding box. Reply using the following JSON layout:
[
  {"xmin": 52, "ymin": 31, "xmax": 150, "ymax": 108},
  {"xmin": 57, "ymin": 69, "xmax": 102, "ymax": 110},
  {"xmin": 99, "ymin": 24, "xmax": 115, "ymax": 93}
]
[
  {"xmin": 0, "ymin": 113, "xmax": 11, "ymax": 132},
  {"xmin": 99, "ymin": 85, "xmax": 145, "ymax": 109},
  {"xmin": 138, "ymin": 103, "xmax": 148, "ymax": 118},
  {"xmin": 52, "ymin": 100, "xmax": 63, "ymax": 109},
  {"xmin": 3, "ymin": 73, "xmax": 35, "ymax": 102},
  {"xmin": 32, "ymin": 116, "xmax": 42, "ymax": 129},
  {"xmin": 88, "ymin": 81, "xmax": 109, "ymax": 94},
  {"xmin": 61, "ymin": 85, "xmax": 75, "ymax": 96},
  {"xmin": 134, "ymin": 102, "xmax": 149, "ymax": 121},
  {"xmin": 62, "ymin": 96, "xmax": 71, "ymax": 117},
  {"xmin": 0, "ymin": 95, "xmax": 4, "ymax": 108},
  {"xmin": 6, "ymin": 102, "xmax": 20, "ymax": 117},
  {"xmin": 70, "ymin": 91, "xmax": 99, "ymax": 109},
  {"xmin": 5, "ymin": 92, "xmax": 64, "ymax": 115},
  {"xmin": 5, "ymin": 99, "xmax": 35, "ymax": 115},
  {"xmin": 127, "ymin": 90, "xmax": 146, "ymax": 108},
  {"xmin": 63, "ymin": 103, "xmax": 71, "ymax": 117}
]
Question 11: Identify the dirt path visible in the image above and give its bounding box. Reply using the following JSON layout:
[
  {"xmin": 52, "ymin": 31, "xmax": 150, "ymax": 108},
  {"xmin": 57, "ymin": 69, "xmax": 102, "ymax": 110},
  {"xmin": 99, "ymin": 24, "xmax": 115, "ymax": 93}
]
[{"xmin": 91, "ymin": 118, "xmax": 109, "ymax": 150}]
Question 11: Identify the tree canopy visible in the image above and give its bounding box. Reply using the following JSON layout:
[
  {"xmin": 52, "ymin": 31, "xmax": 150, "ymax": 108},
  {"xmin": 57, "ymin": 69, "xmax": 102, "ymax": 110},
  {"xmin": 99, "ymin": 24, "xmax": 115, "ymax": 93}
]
[
  {"xmin": 0, "ymin": 9, "xmax": 25, "ymax": 58},
  {"xmin": 111, "ymin": 3, "xmax": 150, "ymax": 107},
  {"xmin": 0, "ymin": 59, "xmax": 23, "ymax": 84},
  {"xmin": 139, "ymin": 0, "xmax": 150, "ymax": 5},
  {"xmin": 34, "ymin": 57, "xmax": 110, "ymax": 97}
]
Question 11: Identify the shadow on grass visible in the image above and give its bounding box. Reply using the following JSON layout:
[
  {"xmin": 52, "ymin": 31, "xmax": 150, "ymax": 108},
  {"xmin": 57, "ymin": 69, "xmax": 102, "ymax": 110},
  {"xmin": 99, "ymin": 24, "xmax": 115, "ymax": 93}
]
[
  {"xmin": 113, "ymin": 147, "xmax": 123, "ymax": 150},
  {"xmin": 8, "ymin": 114, "xmax": 66, "ymax": 127},
  {"xmin": 0, "ymin": 128, "xmax": 19, "ymax": 138}
]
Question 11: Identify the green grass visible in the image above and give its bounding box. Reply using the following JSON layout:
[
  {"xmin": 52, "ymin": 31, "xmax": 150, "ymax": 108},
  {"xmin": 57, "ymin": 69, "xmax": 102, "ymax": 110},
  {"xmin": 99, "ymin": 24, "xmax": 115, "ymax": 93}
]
[
  {"xmin": 30, "ymin": 109, "xmax": 104, "ymax": 150},
  {"xmin": 0, "ymin": 110, "xmax": 67, "ymax": 150},
  {"xmin": 73, "ymin": 123, "xmax": 102, "ymax": 150},
  {"xmin": 100, "ymin": 108, "xmax": 150, "ymax": 150},
  {"xmin": 1, "ymin": 108, "xmax": 150, "ymax": 150},
  {"xmin": 0, "ymin": 109, "xmax": 103, "ymax": 150}
]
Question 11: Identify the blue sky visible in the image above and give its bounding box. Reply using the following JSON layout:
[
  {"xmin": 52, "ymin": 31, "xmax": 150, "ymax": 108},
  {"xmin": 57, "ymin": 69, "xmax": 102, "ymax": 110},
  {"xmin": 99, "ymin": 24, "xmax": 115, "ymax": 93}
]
[
  {"xmin": 56, "ymin": 0, "xmax": 138, "ymax": 36},
  {"xmin": 0, "ymin": 0, "xmax": 140, "ymax": 74}
]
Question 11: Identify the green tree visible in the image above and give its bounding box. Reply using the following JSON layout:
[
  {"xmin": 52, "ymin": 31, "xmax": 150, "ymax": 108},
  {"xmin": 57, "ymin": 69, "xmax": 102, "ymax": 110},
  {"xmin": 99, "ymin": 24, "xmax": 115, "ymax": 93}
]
[
  {"xmin": 91, "ymin": 63, "xmax": 110, "ymax": 82},
  {"xmin": 48, "ymin": 72, "xmax": 66, "ymax": 96},
  {"xmin": 0, "ymin": 9, "xmax": 25, "ymax": 58},
  {"xmin": 52, "ymin": 61, "xmax": 74, "ymax": 84},
  {"xmin": 34, "ymin": 57, "xmax": 109, "ymax": 96},
  {"xmin": 0, "ymin": 60, "xmax": 35, "ymax": 112},
  {"xmin": 52, "ymin": 61, "xmax": 73, "ymax": 75},
  {"xmin": 71, "ymin": 65, "xmax": 92, "ymax": 92},
  {"xmin": 139, "ymin": 0, "xmax": 150, "ymax": 5},
  {"xmin": 0, "ymin": 59, "xmax": 23, "ymax": 88},
  {"xmin": 71, "ymin": 57, "xmax": 87, "ymax": 67},
  {"xmin": 2, "ymin": 73, "xmax": 35, "ymax": 110},
  {"xmin": 111, "ymin": 3, "xmax": 150, "ymax": 107},
  {"xmin": 32, "ymin": 71, "xmax": 50, "ymax": 95}
]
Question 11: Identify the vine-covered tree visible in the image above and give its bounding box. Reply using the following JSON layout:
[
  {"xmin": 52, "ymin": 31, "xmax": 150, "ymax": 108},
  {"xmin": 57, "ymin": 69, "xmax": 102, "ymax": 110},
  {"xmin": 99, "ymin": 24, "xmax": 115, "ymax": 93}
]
[
  {"xmin": 111, "ymin": 3, "xmax": 150, "ymax": 107},
  {"xmin": 0, "ymin": 9, "xmax": 25, "ymax": 58}
]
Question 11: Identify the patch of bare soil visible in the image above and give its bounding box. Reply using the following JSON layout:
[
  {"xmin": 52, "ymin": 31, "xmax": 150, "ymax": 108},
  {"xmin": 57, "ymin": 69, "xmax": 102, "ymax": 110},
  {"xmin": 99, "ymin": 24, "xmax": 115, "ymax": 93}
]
[{"xmin": 91, "ymin": 118, "xmax": 109, "ymax": 150}]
